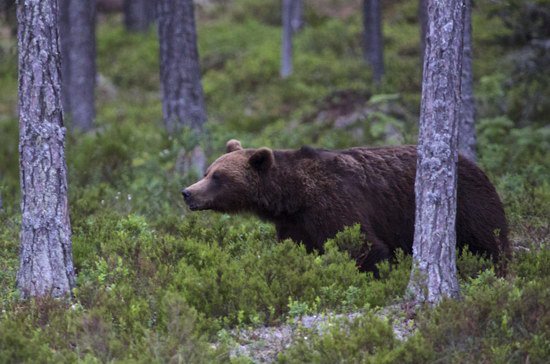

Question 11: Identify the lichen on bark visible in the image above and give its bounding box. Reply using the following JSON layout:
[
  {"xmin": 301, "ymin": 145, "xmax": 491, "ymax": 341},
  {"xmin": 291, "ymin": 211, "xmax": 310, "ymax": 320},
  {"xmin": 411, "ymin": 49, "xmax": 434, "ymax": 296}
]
[
  {"xmin": 16, "ymin": 0, "xmax": 75, "ymax": 298},
  {"xmin": 407, "ymin": 0, "xmax": 465, "ymax": 304}
]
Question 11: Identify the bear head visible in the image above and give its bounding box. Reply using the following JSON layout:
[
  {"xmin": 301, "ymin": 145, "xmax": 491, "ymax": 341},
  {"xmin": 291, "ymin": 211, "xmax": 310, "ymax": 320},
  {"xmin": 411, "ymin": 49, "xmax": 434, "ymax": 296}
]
[{"xmin": 182, "ymin": 139, "xmax": 274, "ymax": 213}]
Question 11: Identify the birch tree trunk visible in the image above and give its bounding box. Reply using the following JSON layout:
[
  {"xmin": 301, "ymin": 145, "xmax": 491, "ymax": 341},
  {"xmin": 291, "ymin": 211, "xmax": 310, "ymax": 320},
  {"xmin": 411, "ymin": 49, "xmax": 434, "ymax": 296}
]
[
  {"xmin": 458, "ymin": 0, "xmax": 476, "ymax": 161},
  {"xmin": 124, "ymin": 0, "xmax": 155, "ymax": 32},
  {"xmin": 157, "ymin": 0, "xmax": 206, "ymax": 134},
  {"xmin": 362, "ymin": 0, "xmax": 384, "ymax": 84},
  {"xmin": 407, "ymin": 0, "xmax": 465, "ymax": 304},
  {"xmin": 59, "ymin": 0, "xmax": 96, "ymax": 132},
  {"xmin": 280, "ymin": 0, "xmax": 293, "ymax": 78},
  {"xmin": 16, "ymin": 0, "xmax": 75, "ymax": 298}
]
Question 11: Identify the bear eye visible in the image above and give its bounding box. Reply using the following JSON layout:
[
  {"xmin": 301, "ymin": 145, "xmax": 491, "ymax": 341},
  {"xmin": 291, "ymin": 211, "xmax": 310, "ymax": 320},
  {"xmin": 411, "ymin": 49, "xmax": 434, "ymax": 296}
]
[{"xmin": 212, "ymin": 171, "xmax": 222, "ymax": 181}]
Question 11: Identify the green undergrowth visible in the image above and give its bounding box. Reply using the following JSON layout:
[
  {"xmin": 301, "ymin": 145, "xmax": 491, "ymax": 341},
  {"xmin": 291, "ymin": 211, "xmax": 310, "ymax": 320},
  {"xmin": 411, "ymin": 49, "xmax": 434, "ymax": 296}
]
[
  {"xmin": 1, "ymin": 209, "xmax": 548, "ymax": 362},
  {"xmin": 0, "ymin": 0, "xmax": 549, "ymax": 362},
  {"xmin": 280, "ymin": 269, "xmax": 550, "ymax": 363}
]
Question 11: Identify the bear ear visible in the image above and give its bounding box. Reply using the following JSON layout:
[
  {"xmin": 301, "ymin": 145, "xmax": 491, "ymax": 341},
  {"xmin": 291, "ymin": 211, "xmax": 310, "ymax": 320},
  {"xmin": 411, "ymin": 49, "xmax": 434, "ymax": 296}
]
[
  {"xmin": 249, "ymin": 147, "xmax": 274, "ymax": 171},
  {"xmin": 226, "ymin": 139, "xmax": 243, "ymax": 153}
]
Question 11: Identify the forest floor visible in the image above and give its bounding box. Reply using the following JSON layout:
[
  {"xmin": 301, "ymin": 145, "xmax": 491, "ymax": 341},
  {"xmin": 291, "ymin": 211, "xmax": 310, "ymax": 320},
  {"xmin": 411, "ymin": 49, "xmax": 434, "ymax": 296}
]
[{"xmin": 223, "ymin": 304, "xmax": 416, "ymax": 362}]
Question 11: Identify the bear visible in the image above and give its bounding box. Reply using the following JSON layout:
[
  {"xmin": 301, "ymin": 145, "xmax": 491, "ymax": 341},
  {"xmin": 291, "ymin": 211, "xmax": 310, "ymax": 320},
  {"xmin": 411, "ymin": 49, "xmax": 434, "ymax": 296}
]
[{"xmin": 182, "ymin": 139, "xmax": 510, "ymax": 274}]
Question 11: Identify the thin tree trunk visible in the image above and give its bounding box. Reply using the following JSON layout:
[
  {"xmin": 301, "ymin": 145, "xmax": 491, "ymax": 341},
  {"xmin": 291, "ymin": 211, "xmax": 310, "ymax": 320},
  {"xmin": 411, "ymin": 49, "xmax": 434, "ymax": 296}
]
[
  {"xmin": 281, "ymin": 0, "xmax": 293, "ymax": 78},
  {"xmin": 363, "ymin": 0, "xmax": 384, "ymax": 84},
  {"xmin": 124, "ymin": 0, "xmax": 155, "ymax": 32},
  {"xmin": 66, "ymin": 0, "xmax": 96, "ymax": 132},
  {"xmin": 157, "ymin": 0, "xmax": 206, "ymax": 134},
  {"xmin": 458, "ymin": 0, "xmax": 476, "ymax": 161},
  {"xmin": 59, "ymin": 0, "xmax": 71, "ymax": 115},
  {"xmin": 407, "ymin": 0, "xmax": 465, "ymax": 304},
  {"xmin": 290, "ymin": 0, "xmax": 303, "ymax": 34},
  {"xmin": 16, "ymin": 0, "xmax": 75, "ymax": 298}
]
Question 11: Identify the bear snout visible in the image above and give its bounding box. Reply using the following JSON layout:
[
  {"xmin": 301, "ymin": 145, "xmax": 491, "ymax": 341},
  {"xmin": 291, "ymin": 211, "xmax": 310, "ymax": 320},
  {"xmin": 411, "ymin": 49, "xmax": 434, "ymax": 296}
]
[
  {"xmin": 181, "ymin": 189, "xmax": 197, "ymax": 210},
  {"xmin": 182, "ymin": 187, "xmax": 209, "ymax": 211}
]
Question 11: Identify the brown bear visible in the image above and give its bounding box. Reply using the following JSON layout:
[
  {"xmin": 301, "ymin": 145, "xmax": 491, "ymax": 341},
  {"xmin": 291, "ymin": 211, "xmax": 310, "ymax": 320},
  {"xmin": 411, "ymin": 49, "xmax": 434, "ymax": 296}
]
[{"xmin": 182, "ymin": 139, "xmax": 510, "ymax": 274}]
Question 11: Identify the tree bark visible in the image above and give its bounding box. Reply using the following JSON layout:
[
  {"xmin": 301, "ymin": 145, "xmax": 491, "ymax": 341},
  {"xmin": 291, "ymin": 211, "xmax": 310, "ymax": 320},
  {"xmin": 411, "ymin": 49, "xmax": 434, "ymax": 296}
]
[
  {"xmin": 290, "ymin": 0, "xmax": 303, "ymax": 34},
  {"xmin": 124, "ymin": 0, "xmax": 155, "ymax": 32},
  {"xmin": 70, "ymin": 0, "xmax": 96, "ymax": 132},
  {"xmin": 407, "ymin": 0, "xmax": 465, "ymax": 304},
  {"xmin": 59, "ymin": 0, "xmax": 71, "ymax": 115},
  {"xmin": 157, "ymin": 0, "xmax": 207, "ymax": 134},
  {"xmin": 281, "ymin": 0, "xmax": 293, "ymax": 78},
  {"xmin": 362, "ymin": 0, "xmax": 384, "ymax": 84},
  {"xmin": 458, "ymin": 0, "xmax": 476, "ymax": 161},
  {"xmin": 16, "ymin": 0, "xmax": 75, "ymax": 298},
  {"xmin": 59, "ymin": 0, "xmax": 96, "ymax": 132}
]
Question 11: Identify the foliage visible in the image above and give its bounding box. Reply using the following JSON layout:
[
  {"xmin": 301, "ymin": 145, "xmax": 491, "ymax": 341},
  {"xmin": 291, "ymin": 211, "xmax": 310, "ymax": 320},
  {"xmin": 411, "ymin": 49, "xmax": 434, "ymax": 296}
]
[
  {"xmin": 478, "ymin": 0, "xmax": 550, "ymax": 125},
  {"xmin": 280, "ymin": 270, "xmax": 550, "ymax": 363},
  {"xmin": 477, "ymin": 117, "xmax": 550, "ymax": 226},
  {"xmin": 279, "ymin": 313, "xmax": 433, "ymax": 364},
  {"xmin": 0, "ymin": 0, "xmax": 549, "ymax": 362},
  {"xmin": 96, "ymin": 21, "xmax": 159, "ymax": 91}
]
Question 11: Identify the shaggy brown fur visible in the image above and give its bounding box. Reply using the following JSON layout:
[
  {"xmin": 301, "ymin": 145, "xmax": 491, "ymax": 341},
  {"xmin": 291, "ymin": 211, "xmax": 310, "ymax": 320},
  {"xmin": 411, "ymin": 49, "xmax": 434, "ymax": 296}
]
[{"xmin": 183, "ymin": 140, "xmax": 510, "ymax": 274}]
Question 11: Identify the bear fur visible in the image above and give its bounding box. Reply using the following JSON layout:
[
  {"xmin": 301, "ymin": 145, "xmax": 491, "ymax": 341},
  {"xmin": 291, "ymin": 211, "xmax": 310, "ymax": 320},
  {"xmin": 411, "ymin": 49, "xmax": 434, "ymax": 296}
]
[{"xmin": 183, "ymin": 140, "xmax": 510, "ymax": 273}]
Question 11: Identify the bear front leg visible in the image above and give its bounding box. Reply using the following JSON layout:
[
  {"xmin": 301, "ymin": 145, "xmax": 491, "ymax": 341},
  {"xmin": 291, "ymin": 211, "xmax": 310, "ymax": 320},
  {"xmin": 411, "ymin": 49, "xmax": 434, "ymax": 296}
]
[
  {"xmin": 275, "ymin": 222, "xmax": 319, "ymax": 253},
  {"xmin": 356, "ymin": 238, "xmax": 392, "ymax": 277}
]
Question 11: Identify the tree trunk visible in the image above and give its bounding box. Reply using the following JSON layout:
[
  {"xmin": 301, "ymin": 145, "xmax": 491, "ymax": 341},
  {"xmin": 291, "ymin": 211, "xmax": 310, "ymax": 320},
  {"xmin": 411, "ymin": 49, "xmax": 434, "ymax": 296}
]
[
  {"xmin": 458, "ymin": 0, "xmax": 476, "ymax": 161},
  {"xmin": 157, "ymin": 0, "xmax": 206, "ymax": 134},
  {"xmin": 62, "ymin": 0, "xmax": 97, "ymax": 132},
  {"xmin": 59, "ymin": 0, "xmax": 96, "ymax": 132},
  {"xmin": 59, "ymin": 0, "xmax": 71, "ymax": 115},
  {"xmin": 362, "ymin": 0, "xmax": 384, "ymax": 84},
  {"xmin": 124, "ymin": 0, "xmax": 155, "ymax": 32},
  {"xmin": 281, "ymin": 0, "xmax": 293, "ymax": 78},
  {"xmin": 290, "ymin": 0, "xmax": 303, "ymax": 34},
  {"xmin": 407, "ymin": 0, "xmax": 465, "ymax": 304},
  {"xmin": 16, "ymin": 0, "xmax": 75, "ymax": 298}
]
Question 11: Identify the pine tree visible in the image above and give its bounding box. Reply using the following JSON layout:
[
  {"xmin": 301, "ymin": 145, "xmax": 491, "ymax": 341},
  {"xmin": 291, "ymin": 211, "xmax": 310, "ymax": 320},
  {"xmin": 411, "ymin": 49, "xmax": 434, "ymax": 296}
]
[
  {"xmin": 407, "ymin": 0, "xmax": 466, "ymax": 304},
  {"xmin": 16, "ymin": 0, "xmax": 75, "ymax": 298},
  {"xmin": 157, "ymin": 0, "xmax": 206, "ymax": 134}
]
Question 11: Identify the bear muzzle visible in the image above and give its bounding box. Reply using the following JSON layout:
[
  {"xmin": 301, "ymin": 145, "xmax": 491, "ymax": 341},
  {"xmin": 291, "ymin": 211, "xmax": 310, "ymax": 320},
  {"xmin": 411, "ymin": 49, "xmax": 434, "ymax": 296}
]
[
  {"xmin": 182, "ymin": 189, "xmax": 199, "ymax": 211},
  {"xmin": 182, "ymin": 188, "xmax": 211, "ymax": 211}
]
